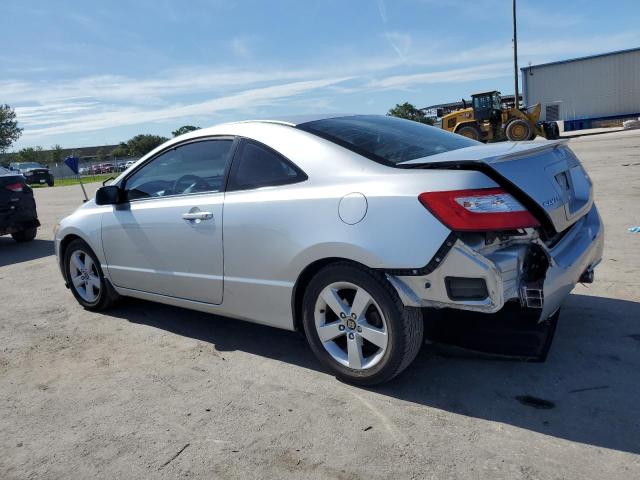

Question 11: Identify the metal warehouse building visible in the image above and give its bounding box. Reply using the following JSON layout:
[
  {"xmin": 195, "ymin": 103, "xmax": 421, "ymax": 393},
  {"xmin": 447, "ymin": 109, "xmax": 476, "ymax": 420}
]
[{"xmin": 521, "ymin": 47, "xmax": 640, "ymax": 131}]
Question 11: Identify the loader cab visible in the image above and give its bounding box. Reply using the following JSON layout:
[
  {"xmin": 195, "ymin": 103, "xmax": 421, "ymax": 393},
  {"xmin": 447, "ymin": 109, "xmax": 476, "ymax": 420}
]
[{"xmin": 471, "ymin": 91, "xmax": 502, "ymax": 122}]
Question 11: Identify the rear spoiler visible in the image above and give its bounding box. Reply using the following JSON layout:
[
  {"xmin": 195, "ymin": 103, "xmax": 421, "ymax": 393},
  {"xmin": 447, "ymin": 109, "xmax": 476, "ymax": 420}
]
[
  {"xmin": 484, "ymin": 140, "xmax": 569, "ymax": 164},
  {"xmin": 398, "ymin": 139, "xmax": 569, "ymax": 168}
]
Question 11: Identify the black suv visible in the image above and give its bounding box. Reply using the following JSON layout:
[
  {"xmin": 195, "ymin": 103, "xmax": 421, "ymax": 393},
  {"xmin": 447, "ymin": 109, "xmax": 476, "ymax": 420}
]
[
  {"xmin": 0, "ymin": 166, "xmax": 40, "ymax": 242},
  {"xmin": 9, "ymin": 162, "xmax": 54, "ymax": 187}
]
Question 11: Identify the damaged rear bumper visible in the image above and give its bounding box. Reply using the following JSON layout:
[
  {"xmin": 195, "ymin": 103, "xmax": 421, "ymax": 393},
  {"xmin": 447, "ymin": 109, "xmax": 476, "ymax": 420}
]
[{"xmin": 388, "ymin": 204, "xmax": 604, "ymax": 322}]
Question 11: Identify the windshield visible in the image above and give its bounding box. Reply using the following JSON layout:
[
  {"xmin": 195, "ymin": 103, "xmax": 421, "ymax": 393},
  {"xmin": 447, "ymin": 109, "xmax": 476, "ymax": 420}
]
[
  {"xmin": 297, "ymin": 115, "xmax": 476, "ymax": 166},
  {"xmin": 0, "ymin": 166, "xmax": 9, "ymax": 174},
  {"xmin": 15, "ymin": 162, "xmax": 45, "ymax": 169}
]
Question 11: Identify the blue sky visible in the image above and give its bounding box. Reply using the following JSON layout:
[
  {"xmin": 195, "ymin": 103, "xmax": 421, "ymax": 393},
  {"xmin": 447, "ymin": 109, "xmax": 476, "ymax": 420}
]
[{"xmin": 3, "ymin": 0, "xmax": 639, "ymax": 149}]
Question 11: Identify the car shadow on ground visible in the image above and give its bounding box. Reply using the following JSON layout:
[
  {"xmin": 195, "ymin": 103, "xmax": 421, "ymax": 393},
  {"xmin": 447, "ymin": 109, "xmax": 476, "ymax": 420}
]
[
  {"xmin": 106, "ymin": 293, "xmax": 640, "ymax": 455},
  {"xmin": 0, "ymin": 238, "xmax": 54, "ymax": 267}
]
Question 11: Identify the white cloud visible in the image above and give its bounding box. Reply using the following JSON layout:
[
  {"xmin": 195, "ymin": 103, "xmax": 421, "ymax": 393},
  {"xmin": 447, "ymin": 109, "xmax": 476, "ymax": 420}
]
[
  {"xmin": 368, "ymin": 62, "xmax": 512, "ymax": 90},
  {"xmin": 229, "ymin": 36, "xmax": 254, "ymax": 59},
  {"xmin": 377, "ymin": 0, "xmax": 387, "ymax": 23},
  {"xmin": 7, "ymin": 29, "xmax": 640, "ymax": 146},
  {"xmin": 15, "ymin": 102, "xmax": 101, "ymax": 125},
  {"xmin": 383, "ymin": 32, "xmax": 412, "ymax": 60},
  {"xmin": 19, "ymin": 76, "xmax": 353, "ymax": 139},
  {"xmin": 1, "ymin": 68, "xmax": 323, "ymax": 106}
]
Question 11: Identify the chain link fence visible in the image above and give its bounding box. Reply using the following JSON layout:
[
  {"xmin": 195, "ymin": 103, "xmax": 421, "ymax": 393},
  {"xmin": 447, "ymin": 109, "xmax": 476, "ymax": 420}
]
[{"xmin": 49, "ymin": 157, "xmax": 141, "ymax": 181}]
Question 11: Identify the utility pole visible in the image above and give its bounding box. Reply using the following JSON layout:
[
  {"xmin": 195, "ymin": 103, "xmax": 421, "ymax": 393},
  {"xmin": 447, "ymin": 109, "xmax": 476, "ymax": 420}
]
[{"xmin": 512, "ymin": 0, "xmax": 519, "ymax": 108}]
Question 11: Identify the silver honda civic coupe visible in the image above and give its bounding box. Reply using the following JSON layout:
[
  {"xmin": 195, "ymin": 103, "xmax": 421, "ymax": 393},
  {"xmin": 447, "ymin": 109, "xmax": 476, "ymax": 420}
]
[{"xmin": 54, "ymin": 115, "xmax": 603, "ymax": 384}]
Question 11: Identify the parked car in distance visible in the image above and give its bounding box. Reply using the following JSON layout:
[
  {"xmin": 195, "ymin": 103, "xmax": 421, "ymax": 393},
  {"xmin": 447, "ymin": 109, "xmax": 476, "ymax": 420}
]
[
  {"xmin": 125, "ymin": 160, "xmax": 136, "ymax": 169},
  {"xmin": 101, "ymin": 163, "xmax": 116, "ymax": 174},
  {"xmin": 54, "ymin": 115, "xmax": 603, "ymax": 385},
  {"xmin": 1, "ymin": 165, "xmax": 40, "ymax": 242},
  {"xmin": 90, "ymin": 163, "xmax": 111, "ymax": 174},
  {"xmin": 9, "ymin": 162, "xmax": 54, "ymax": 187}
]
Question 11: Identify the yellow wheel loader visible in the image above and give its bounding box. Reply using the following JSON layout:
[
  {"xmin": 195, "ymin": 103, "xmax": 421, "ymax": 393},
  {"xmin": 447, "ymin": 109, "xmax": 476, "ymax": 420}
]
[{"xmin": 441, "ymin": 91, "xmax": 559, "ymax": 142}]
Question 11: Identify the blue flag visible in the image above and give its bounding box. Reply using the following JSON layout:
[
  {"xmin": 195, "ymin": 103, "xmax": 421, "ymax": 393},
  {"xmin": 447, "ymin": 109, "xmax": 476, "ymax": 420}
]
[{"xmin": 64, "ymin": 156, "xmax": 80, "ymax": 175}]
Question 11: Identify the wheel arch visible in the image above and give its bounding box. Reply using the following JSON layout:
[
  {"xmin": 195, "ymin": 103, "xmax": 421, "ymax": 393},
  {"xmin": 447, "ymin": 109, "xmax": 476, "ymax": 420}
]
[
  {"xmin": 291, "ymin": 257, "xmax": 373, "ymax": 332},
  {"xmin": 58, "ymin": 232, "xmax": 106, "ymax": 285},
  {"xmin": 58, "ymin": 233, "xmax": 84, "ymax": 283}
]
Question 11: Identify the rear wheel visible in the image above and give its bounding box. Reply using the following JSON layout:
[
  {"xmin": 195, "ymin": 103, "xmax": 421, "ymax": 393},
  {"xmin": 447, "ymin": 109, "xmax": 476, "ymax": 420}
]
[
  {"xmin": 11, "ymin": 227, "xmax": 37, "ymax": 243},
  {"xmin": 302, "ymin": 263, "xmax": 423, "ymax": 385},
  {"xmin": 456, "ymin": 124, "xmax": 481, "ymax": 141},
  {"xmin": 505, "ymin": 119, "xmax": 532, "ymax": 141},
  {"xmin": 48, "ymin": 179, "xmax": 54, "ymax": 187},
  {"xmin": 64, "ymin": 238, "xmax": 118, "ymax": 310}
]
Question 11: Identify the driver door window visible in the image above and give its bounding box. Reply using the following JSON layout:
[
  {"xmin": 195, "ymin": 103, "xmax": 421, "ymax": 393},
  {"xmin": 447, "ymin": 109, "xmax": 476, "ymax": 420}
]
[{"xmin": 125, "ymin": 139, "xmax": 233, "ymax": 200}]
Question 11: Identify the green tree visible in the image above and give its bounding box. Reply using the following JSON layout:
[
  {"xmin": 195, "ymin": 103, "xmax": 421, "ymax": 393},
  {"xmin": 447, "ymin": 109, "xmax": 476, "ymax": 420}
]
[
  {"xmin": 96, "ymin": 148, "xmax": 107, "ymax": 162},
  {"xmin": 0, "ymin": 104, "xmax": 22, "ymax": 153},
  {"xmin": 387, "ymin": 102, "xmax": 434, "ymax": 125},
  {"xmin": 111, "ymin": 142, "xmax": 130, "ymax": 158},
  {"xmin": 172, "ymin": 125, "xmax": 200, "ymax": 137},
  {"xmin": 18, "ymin": 146, "xmax": 45, "ymax": 163},
  {"xmin": 51, "ymin": 144, "xmax": 64, "ymax": 164},
  {"xmin": 126, "ymin": 134, "xmax": 169, "ymax": 157}
]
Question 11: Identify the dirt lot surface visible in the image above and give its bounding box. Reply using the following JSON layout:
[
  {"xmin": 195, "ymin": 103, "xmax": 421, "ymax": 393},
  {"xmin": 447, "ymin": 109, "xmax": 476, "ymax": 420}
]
[{"xmin": 1, "ymin": 131, "xmax": 639, "ymax": 479}]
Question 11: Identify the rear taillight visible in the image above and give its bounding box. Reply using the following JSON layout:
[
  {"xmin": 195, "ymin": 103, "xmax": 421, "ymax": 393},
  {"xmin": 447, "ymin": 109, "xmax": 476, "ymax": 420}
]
[
  {"xmin": 5, "ymin": 182, "xmax": 24, "ymax": 192},
  {"xmin": 418, "ymin": 187, "xmax": 540, "ymax": 231}
]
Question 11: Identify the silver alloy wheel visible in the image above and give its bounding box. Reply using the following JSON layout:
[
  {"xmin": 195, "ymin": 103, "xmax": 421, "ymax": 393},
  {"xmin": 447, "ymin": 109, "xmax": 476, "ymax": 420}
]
[
  {"xmin": 69, "ymin": 250, "xmax": 101, "ymax": 303},
  {"xmin": 314, "ymin": 281, "xmax": 389, "ymax": 370}
]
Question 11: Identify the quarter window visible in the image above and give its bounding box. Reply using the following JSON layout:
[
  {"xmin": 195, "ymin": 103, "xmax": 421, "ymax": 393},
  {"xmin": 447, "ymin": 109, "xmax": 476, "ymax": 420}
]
[
  {"xmin": 229, "ymin": 140, "xmax": 306, "ymax": 190},
  {"xmin": 124, "ymin": 139, "xmax": 233, "ymax": 200}
]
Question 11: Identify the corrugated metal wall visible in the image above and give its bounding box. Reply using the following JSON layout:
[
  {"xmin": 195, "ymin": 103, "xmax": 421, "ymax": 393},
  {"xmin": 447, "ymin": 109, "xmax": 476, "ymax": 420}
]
[{"xmin": 522, "ymin": 49, "xmax": 640, "ymax": 121}]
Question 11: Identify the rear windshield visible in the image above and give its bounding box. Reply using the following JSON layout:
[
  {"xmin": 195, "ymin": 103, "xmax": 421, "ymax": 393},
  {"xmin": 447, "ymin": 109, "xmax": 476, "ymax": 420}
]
[
  {"xmin": 15, "ymin": 162, "xmax": 44, "ymax": 169},
  {"xmin": 0, "ymin": 166, "xmax": 9, "ymax": 174},
  {"xmin": 297, "ymin": 115, "xmax": 476, "ymax": 166}
]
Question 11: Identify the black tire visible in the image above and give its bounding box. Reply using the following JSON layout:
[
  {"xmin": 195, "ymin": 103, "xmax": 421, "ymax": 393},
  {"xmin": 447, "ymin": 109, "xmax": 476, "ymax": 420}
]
[
  {"xmin": 48, "ymin": 179, "xmax": 54, "ymax": 187},
  {"xmin": 63, "ymin": 238, "xmax": 118, "ymax": 311},
  {"xmin": 302, "ymin": 262, "xmax": 423, "ymax": 385},
  {"xmin": 456, "ymin": 124, "xmax": 481, "ymax": 141},
  {"xmin": 11, "ymin": 227, "xmax": 37, "ymax": 243},
  {"xmin": 545, "ymin": 122, "xmax": 560, "ymax": 140},
  {"xmin": 505, "ymin": 119, "xmax": 532, "ymax": 141}
]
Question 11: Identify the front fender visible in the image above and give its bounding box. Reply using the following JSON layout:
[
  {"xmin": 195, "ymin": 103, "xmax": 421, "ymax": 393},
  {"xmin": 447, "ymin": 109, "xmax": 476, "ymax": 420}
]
[{"xmin": 55, "ymin": 206, "xmax": 107, "ymax": 280}]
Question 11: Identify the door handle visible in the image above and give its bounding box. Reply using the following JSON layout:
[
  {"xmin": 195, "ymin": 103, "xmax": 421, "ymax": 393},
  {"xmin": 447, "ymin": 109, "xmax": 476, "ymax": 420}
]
[{"xmin": 182, "ymin": 211, "xmax": 213, "ymax": 221}]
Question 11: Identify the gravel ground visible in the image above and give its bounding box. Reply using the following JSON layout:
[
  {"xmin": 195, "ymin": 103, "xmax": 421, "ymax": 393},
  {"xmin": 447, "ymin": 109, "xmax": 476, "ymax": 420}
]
[{"xmin": 1, "ymin": 131, "xmax": 639, "ymax": 479}]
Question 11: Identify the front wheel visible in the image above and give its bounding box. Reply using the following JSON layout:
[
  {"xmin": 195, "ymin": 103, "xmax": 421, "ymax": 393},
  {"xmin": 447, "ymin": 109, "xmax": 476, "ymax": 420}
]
[
  {"xmin": 302, "ymin": 263, "xmax": 423, "ymax": 385},
  {"xmin": 64, "ymin": 238, "xmax": 118, "ymax": 311},
  {"xmin": 505, "ymin": 119, "xmax": 532, "ymax": 141}
]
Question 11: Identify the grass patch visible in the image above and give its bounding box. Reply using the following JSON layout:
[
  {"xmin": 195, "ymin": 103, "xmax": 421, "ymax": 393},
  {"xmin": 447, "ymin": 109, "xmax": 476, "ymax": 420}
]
[{"xmin": 31, "ymin": 174, "xmax": 115, "ymax": 188}]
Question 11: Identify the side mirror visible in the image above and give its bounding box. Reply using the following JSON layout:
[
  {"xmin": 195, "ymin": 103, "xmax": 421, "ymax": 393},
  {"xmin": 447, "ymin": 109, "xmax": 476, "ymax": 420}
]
[{"xmin": 96, "ymin": 185, "xmax": 125, "ymax": 205}]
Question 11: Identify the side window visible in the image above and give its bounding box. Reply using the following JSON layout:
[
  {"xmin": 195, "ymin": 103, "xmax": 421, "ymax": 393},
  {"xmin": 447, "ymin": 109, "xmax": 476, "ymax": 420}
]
[
  {"xmin": 124, "ymin": 139, "xmax": 233, "ymax": 200},
  {"xmin": 229, "ymin": 140, "xmax": 306, "ymax": 190}
]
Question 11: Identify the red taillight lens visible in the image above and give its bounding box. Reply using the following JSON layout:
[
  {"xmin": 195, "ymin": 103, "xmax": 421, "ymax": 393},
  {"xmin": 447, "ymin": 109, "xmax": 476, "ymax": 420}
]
[
  {"xmin": 418, "ymin": 188, "xmax": 540, "ymax": 231},
  {"xmin": 5, "ymin": 182, "xmax": 24, "ymax": 192}
]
